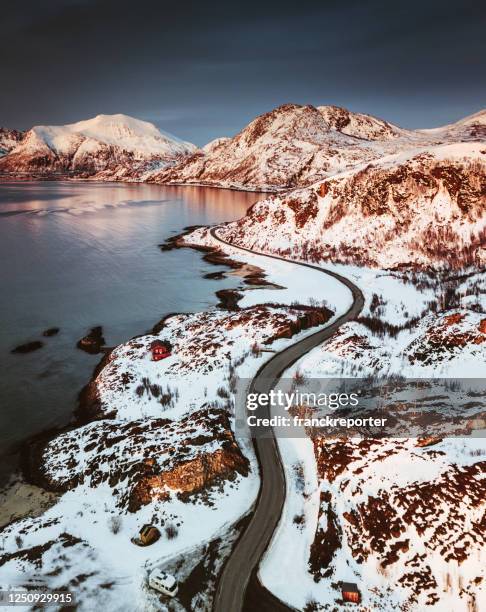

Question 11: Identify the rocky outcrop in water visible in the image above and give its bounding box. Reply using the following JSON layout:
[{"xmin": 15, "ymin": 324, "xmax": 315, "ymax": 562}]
[{"xmin": 77, "ymin": 326, "xmax": 106, "ymax": 355}]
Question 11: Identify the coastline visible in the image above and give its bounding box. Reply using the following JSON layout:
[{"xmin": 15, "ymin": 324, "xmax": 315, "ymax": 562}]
[
  {"xmin": 4, "ymin": 220, "xmax": 277, "ymax": 527},
  {"xmin": 0, "ymin": 479, "xmax": 59, "ymax": 531},
  {"xmin": 10, "ymin": 214, "xmax": 335, "ymax": 531},
  {"xmin": 0, "ymin": 182, "xmax": 261, "ymax": 518},
  {"xmin": 0, "ymin": 173, "xmax": 282, "ymax": 194}
]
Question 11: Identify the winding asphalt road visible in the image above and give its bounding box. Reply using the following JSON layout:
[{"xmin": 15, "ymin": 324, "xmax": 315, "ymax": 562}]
[{"xmin": 209, "ymin": 228, "xmax": 364, "ymax": 612}]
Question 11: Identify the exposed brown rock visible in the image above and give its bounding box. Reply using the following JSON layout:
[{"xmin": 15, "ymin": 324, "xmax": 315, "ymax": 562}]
[
  {"xmin": 444, "ymin": 313, "xmax": 465, "ymax": 326},
  {"xmin": 408, "ymin": 312, "xmax": 486, "ymax": 364},
  {"xmin": 129, "ymin": 446, "xmax": 248, "ymax": 512},
  {"xmin": 309, "ymin": 490, "xmax": 342, "ymax": 578},
  {"xmin": 35, "ymin": 408, "xmax": 249, "ymax": 513},
  {"xmin": 287, "ymin": 192, "xmax": 319, "ymax": 228}
]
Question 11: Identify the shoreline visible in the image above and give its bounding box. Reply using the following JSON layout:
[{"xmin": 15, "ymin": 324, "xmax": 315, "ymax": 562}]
[
  {"xmin": 0, "ymin": 174, "xmax": 281, "ymax": 194},
  {"xmin": 2, "ymin": 221, "xmax": 283, "ymax": 526},
  {"xmin": 0, "ymin": 477, "xmax": 59, "ymax": 531},
  {"xmin": 10, "ymin": 218, "xmax": 333, "ymax": 526}
]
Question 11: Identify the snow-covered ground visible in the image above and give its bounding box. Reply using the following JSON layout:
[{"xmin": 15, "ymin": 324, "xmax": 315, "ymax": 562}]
[
  {"xmin": 279, "ymin": 263, "xmax": 486, "ymax": 378},
  {"xmin": 0, "ymin": 230, "xmax": 353, "ymax": 611},
  {"xmin": 259, "ymin": 434, "xmax": 322, "ymax": 609},
  {"xmin": 261, "ymin": 433, "xmax": 486, "ymax": 611}
]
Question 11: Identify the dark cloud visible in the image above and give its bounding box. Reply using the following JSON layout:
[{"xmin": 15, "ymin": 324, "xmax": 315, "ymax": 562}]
[{"xmin": 1, "ymin": 0, "xmax": 485, "ymax": 145}]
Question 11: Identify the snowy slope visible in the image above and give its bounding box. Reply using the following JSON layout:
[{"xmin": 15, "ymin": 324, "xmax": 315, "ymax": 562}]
[
  {"xmin": 218, "ymin": 142, "xmax": 486, "ymax": 269},
  {"xmin": 317, "ymin": 105, "xmax": 408, "ymax": 140}
]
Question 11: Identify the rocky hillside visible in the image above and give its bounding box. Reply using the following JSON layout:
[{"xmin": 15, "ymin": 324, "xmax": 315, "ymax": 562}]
[
  {"xmin": 38, "ymin": 407, "xmax": 249, "ymax": 513},
  {"xmin": 0, "ymin": 114, "xmax": 196, "ymax": 179},
  {"xmin": 217, "ymin": 142, "xmax": 486, "ymax": 269},
  {"xmin": 151, "ymin": 104, "xmax": 485, "ymax": 191},
  {"xmin": 310, "ymin": 436, "xmax": 486, "ymax": 610},
  {"xmin": 316, "ymin": 105, "xmax": 407, "ymax": 140}
]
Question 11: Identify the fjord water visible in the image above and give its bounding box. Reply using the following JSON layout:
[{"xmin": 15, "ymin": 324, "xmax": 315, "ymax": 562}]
[{"xmin": 0, "ymin": 181, "xmax": 256, "ymax": 467}]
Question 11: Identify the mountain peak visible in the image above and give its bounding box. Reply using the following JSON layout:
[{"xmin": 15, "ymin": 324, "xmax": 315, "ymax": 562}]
[
  {"xmin": 0, "ymin": 113, "xmax": 196, "ymax": 177},
  {"xmin": 317, "ymin": 105, "xmax": 405, "ymax": 140},
  {"xmin": 62, "ymin": 113, "xmax": 186, "ymax": 153},
  {"xmin": 236, "ymin": 103, "xmax": 328, "ymax": 149},
  {"xmin": 72, "ymin": 113, "xmax": 160, "ymax": 133}
]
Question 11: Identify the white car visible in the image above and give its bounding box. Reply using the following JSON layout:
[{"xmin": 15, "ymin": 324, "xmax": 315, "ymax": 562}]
[{"xmin": 148, "ymin": 569, "xmax": 178, "ymax": 597}]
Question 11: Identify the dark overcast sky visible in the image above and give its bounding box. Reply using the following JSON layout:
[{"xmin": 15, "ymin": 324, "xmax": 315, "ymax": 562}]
[{"xmin": 1, "ymin": 0, "xmax": 485, "ymax": 145}]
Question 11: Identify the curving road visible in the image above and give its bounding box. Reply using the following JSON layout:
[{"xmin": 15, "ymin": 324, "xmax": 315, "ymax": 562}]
[{"xmin": 210, "ymin": 228, "xmax": 364, "ymax": 612}]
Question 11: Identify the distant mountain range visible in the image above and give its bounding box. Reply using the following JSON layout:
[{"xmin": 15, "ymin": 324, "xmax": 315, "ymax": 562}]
[
  {"xmin": 0, "ymin": 114, "xmax": 196, "ymax": 179},
  {"xmin": 2, "ymin": 105, "xmax": 485, "ymax": 188},
  {"xmin": 2, "ymin": 105, "xmax": 484, "ymax": 268},
  {"xmin": 151, "ymin": 104, "xmax": 486, "ymax": 191}
]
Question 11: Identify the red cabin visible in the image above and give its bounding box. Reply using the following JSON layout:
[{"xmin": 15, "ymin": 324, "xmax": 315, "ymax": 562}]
[
  {"xmin": 341, "ymin": 582, "xmax": 360, "ymax": 604},
  {"xmin": 150, "ymin": 340, "xmax": 171, "ymax": 361}
]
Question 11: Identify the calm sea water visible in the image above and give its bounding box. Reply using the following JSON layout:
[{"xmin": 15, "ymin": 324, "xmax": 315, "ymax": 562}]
[{"xmin": 0, "ymin": 181, "xmax": 257, "ymax": 467}]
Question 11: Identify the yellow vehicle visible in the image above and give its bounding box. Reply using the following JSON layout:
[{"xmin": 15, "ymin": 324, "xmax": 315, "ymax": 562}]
[{"xmin": 132, "ymin": 524, "xmax": 160, "ymax": 546}]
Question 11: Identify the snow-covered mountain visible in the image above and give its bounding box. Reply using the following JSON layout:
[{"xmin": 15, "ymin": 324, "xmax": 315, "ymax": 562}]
[
  {"xmin": 151, "ymin": 104, "xmax": 486, "ymax": 191},
  {"xmin": 2, "ymin": 105, "xmax": 484, "ymax": 191},
  {"xmin": 217, "ymin": 141, "xmax": 486, "ymax": 269},
  {"xmin": 317, "ymin": 104, "xmax": 408, "ymax": 140},
  {"xmin": 0, "ymin": 114, "xmax": 196, "ymax": 179},
  {"xmin": 0, "ymin": 127, "xmax": 23, "ymax": 157},
  {"xmin": 151, "ymin": 103, "xmax": 388, "ymax": 191}
]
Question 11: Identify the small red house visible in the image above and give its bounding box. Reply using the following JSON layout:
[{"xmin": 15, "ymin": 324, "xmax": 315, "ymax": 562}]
[
  {"xmin": 341, "ymin": 582, "xmax": 360, "ymax": 604},
  {"xmin": 150, "ymin": 340, "xmax": 171, "ymax": 361}
]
